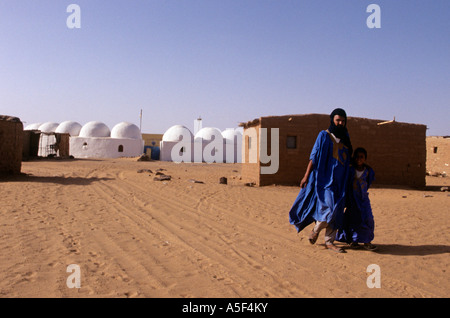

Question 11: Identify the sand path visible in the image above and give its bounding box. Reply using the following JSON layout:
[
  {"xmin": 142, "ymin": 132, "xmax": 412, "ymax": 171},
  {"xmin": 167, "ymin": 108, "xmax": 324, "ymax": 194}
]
[{"xmin": 0, "ymin": 158, "xmax": 448, "ymax": 297}]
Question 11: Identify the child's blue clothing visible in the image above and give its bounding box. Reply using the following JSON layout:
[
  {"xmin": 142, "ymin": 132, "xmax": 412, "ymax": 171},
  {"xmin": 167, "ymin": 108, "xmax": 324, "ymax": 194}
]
[{"xmin": 336, "ymin": 165, "xmax": 375, "ymax": 243}]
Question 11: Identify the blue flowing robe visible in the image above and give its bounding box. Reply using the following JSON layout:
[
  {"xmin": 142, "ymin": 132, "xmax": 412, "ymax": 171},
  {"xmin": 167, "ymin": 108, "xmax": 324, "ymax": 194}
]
[
  {"xmin": 336, "ymin": 166, "xmax": 375, "ymax": 243},
  {"xmin": 289, "ymin": 130, "xmax": 351, "ymax": 232}
]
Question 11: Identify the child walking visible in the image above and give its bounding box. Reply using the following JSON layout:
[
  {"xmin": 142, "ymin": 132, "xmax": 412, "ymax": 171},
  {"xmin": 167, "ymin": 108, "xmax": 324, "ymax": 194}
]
[{"xmin": 336, "ymin": 147, "xmax": 377, "ymax": 251}]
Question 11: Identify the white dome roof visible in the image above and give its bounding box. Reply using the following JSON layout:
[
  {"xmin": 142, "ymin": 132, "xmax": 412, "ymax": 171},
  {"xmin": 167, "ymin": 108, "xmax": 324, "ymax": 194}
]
[
  {"xmin": 222, "ymin": 129, "xmax": 243, "ymax": 144},
  {"xmin": 38, "ymin": 122, "xmax": 59, "ymax": 133},
  {"xmin": 55, "ymin": 121, "xmax": 82, "ymax": 136},
  {"xmin": 195, "ymin": 127, "xmax": 223, "ymax": 142},
  {"xmin": 79, "ymin": 121, "xmax": 110, "ymax": 138},
  {"xmin": 24, "ymin": 123, "xmax": 42, "ymax": 130},
  {"xmin": 162, "ymin": 125, "xmax": 193, "ymax": 142},
  {"xmin": 111, "ymin": 122, "xmax": 142, "ymax": 139}
]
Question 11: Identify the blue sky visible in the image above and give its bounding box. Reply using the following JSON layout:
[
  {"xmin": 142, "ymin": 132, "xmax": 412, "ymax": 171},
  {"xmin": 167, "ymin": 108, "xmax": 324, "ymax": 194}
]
[{"xmin": 1, "ymin": 0, "xmax": 448, "ymax": 135}]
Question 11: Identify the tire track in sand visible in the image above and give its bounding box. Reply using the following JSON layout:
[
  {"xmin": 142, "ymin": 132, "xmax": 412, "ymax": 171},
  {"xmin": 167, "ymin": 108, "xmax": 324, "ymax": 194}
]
[
  {"xmin": 99, "ymin": 173, "xmax": 313, "ymax": 297},
  {"xmin": 89, "ymin": 179, "xmax": 281, "ymax": 297},
  {"xmin": 83, "ymin": 167, "xmax": 437, "ymax": 298}
]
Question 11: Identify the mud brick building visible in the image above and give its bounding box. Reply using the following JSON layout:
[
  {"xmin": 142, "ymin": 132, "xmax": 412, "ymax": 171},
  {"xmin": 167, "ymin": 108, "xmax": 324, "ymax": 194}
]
[
  {"xmin": 0, "ymin": 115, "xmax": 23, "ymax": 174},
  {"xmin": 240, "ymin": 114, "xmax": 427, "ymax": 187},
  {"xmin": 426, "ymin": 136, "xmax": 450, "ymax": 177}
]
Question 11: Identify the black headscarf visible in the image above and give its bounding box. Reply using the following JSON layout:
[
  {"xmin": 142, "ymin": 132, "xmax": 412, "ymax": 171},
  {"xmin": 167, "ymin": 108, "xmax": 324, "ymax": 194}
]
[{"xmin": 328, "ymin": 108, "xmax": 353, "ymax": 156}]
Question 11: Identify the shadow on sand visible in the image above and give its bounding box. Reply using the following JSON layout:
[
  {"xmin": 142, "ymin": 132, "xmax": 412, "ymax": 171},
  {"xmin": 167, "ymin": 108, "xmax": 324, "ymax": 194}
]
[
  {"xmin": 370, "ymin": 244, "xmax": 450, "ymax": 256},
  {"xmin": 0, "ymin": 173, "xmax": 113, "ymax": 185},
  {"xmin": 371, "ymin": 184, "xmax": 448, "ymax": 192},
  {"xmin": 423, "ymin": 185, "xmax": 449, "ymax": 192}
]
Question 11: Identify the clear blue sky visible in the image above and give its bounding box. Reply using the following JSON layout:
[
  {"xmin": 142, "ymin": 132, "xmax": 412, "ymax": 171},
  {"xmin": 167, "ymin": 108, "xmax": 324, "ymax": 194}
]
[{"xmin": 1, "ymin": 0, "xmax": 448, "ymax": 135}]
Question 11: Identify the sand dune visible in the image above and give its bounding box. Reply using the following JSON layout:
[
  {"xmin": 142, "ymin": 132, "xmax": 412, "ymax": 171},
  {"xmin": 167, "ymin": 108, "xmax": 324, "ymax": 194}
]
[{"xmin": 0, "ymin": 158, "xmax": 448, "ymax": 297}]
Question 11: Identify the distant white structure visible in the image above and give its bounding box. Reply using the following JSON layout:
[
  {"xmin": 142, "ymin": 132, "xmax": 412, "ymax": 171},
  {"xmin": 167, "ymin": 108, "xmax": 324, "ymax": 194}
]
[
  {"xmin": 194, "ymin": 117, "xmax": 202, "ymax": 135},
  {"xmin": 24, "ymin": 123, "xmax": 42, "ymax": 130},
  {"xmin": 35, "ymin": 122, "xmax": 60, "ymax": 156},
  {"xmin": 111, "ymin": 121, "xmax": 142, "ymax": 140},
  {"xmin": 162, "ymin": 125, "xmax": 193, "ymax": 143},
  {"xmin": 25, "ymin": 121, "xmax": 144, "ymax": 159},
  {"xmin": 71, "ymin": 121, "xmax": 143, "ymax": 158},
  {"xmin": 79, "ymin": 121, "xmax": 110, "ymax": 138},
  {"xmin": 160, "ymin": 125, "xmax": 242, "ymax": 163},
  {"xmin": 55, "ymin": 121, "xmax": 82, "ymax": 136},
  {"xmin": 222, "ymin": 128, "xmax": 243, "ymax": 163},
  {"xmin": 195, "ymin": 127, "xmax": 223, "ymax": 142},
  {"xmin": 38, "ymin": 122, "xmax": 59, "ymax": 133},
  {"xmin": 160, "ymin": 125, "xmax": 192, "ymax": 162}
]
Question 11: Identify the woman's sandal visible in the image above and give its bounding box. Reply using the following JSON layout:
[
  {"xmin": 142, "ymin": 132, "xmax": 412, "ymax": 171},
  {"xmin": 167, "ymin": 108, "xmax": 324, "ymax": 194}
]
[
  {"xmin": 326, "ymin": 243, "xmax": 346, "ymax": 253},
  {"xmin": 308, "ymin": 230, "xmax": 319, "ymax": 245}
]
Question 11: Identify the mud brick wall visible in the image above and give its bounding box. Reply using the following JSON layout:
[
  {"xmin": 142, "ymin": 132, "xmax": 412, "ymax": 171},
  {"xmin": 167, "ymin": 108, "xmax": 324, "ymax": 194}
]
[
  {"xmin": 242, "ymin": 114, "xmax": 426, "ymax": 187},
  {"xmin": 260, "ymin": 114, "xmax": 326, "ymax": 186},
  {"xmin": 0, "ymin": 115, "xmax": 23, "ymax": 174},
  {"xmin": 22, "ymin": 130, "xmax": 40, "ymax": 160},
  {"xmin": 426, "ymin": 136, "xmax": 450, "ymax": 177},
  {"xmin": 348, "ymin": 117, "xmax": 426, "ymax": 187},
  {"xmin": 58, "ymin": 133, "xmax": 70, "ymax": 159},
  {"xmin": 241, "ymin": 124, "xmax": 261, "ymax": 185}
]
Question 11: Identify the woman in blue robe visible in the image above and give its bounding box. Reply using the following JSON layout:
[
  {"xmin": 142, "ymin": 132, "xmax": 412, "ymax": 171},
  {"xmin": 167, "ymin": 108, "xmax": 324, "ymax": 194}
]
[
  {"xmin": 289, "ymin": 108, "xmax": 352, "ymax": 253},
  {"xmin": 336, "ymin": 147, "xmax": 377, "ymax": 251}
]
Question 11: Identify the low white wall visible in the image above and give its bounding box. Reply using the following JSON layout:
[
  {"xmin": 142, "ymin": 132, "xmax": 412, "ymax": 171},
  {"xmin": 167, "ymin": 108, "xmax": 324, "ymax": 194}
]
[{"xmin": 70, "ymin": 137, "xmax": 144, "ymax": 159}]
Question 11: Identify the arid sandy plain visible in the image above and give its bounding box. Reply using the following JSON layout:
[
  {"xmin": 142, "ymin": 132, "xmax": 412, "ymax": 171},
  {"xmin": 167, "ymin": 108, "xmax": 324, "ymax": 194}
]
[{"xmin": 0, "ymin": 158, "xmax": 448, "ymax": 297}]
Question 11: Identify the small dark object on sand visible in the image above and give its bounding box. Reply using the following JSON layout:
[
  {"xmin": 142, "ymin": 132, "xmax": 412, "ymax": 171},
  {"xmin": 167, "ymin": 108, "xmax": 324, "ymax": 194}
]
[
  {"xmin": 154, "ymin": 175, "xmax": 171, "ymax": 181},
  {"xmin": 137, "ymin": 169, "xmax": 153, "ymax": 174}
]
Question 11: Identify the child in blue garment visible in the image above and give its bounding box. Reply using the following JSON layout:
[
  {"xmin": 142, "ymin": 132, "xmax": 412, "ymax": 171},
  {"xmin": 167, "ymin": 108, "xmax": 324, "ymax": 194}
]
[{"xmin": 336, "ymin": 147, "xmax": 377, "ymax": 251}]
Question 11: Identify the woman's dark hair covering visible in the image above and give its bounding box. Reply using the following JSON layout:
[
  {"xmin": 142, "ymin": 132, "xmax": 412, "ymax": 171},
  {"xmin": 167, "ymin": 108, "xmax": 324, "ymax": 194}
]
[
  {"xmin": 328, "ymin": 108, "xmax": 353, "ymax": 156},
  {"xmin": 330, "ymin": 108, "xmax": 348, "ymax": 125}
]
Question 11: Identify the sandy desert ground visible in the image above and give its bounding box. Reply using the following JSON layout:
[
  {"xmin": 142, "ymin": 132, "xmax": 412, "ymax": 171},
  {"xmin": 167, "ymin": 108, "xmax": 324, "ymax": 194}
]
[{"xmin": 0, "ymin": 157, "xmax": 448, "ymax": 298}]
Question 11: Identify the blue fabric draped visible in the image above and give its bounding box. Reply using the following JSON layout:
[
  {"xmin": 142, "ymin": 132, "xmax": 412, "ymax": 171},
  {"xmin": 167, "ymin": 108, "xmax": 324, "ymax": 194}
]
[
  {"xmin": 289, "ymin": 130, "xmax": 350, "ymax": 233},
  {"xmin": 336, "ymin": 166, "xmax": 375, "ymax": 243}
]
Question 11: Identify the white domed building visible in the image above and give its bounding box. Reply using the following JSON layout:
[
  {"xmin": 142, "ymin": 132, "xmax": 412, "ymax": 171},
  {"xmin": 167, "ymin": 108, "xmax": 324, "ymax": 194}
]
[
  {"xmin": 160, "ymin": 125, "xmax": 194, "ymax": 162},
  {"xmin": 70, "ymin": 121, "xmax": 144, "ymax": 159},
  {"xmin": 78, "ymin": 121, "xmax": 111, "ymax": 138},
  {"xmin": 111, "ymin": 122, "xmax": 142, "ymax": 140},
  {"xmin": 160, "ymin": 125, "xmax": 242, "ymax": 163},
  {"xmin": 194, "ymin": 127, "xmax": 223, "ymax": 142},
  {"xmin": 56, "ymin": 121, "xmax": 82, "ymax": 137},
  {"xmin": 24, "ymin": 120, "xmax": 144, "ymax": 159},
  {"xmin": 194, "ymin": 127, "xmax": 224, "ymax": 163},
  {"xmin": 163, "ymin": 125, "xmax": 194, "ymax": 143},
  {"xmin": 24, "ymin": 123, "xmax": 42, "ymax": 131},
  {"xmin": 38, "ymin": 122, "xmax": 59, "ymax": 133},
  {"xmin": 222, "ymin": 128, "xmax": 242, "ymax": 163},
  {"xmin": 35, "ymin": 122, "xmax": 60, "ymax": 157}
]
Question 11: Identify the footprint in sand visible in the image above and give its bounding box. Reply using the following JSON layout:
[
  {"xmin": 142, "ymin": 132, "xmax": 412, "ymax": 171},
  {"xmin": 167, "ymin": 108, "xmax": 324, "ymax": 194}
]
[{"xmin": 14, "ymin": 271, "xmax": 38, "ymax": 284}]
